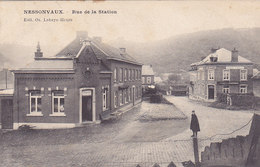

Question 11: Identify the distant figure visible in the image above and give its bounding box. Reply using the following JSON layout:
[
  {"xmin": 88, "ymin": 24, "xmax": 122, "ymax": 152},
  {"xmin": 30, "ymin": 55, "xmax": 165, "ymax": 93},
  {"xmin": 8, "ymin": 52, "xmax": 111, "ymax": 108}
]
[{"xmin": 190, "ymin": 110, "xmax": 200, "ymax": 137}]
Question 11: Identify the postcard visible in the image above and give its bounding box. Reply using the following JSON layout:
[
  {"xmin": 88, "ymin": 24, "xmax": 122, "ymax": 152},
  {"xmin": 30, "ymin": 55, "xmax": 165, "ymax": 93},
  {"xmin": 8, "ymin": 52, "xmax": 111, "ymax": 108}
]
[{"xmin": 0, "ymin": 1, "xmax": 259, "ymax": 167}]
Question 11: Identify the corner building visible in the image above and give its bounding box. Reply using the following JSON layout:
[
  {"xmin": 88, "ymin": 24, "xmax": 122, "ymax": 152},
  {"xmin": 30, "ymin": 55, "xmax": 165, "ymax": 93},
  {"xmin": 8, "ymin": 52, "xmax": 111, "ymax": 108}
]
[{"xmin": 12, "ymin": 32, "xmax": 142, "ymax": 129}]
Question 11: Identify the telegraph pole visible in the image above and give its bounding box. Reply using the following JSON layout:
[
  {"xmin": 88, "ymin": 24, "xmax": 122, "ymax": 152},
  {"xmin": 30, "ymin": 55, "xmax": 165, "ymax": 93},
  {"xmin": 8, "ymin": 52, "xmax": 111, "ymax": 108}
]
[{"xmin": 193, "ymin": 137, "xmax": 200, "ymax": 167}]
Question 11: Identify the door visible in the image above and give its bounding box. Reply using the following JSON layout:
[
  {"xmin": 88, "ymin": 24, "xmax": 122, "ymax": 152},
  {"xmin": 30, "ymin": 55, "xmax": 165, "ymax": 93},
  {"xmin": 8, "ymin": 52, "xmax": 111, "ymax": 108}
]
[
  {"xmin": 82, "ymin": 91, "xmax": 93, "ymax": 122},
  {"xmin": 208, "ymin": 85, "xmax": 215, "ymax": 100},
  {"xmin": 1, "ymin": 99, "xmax": 13, "ymax": 129}
]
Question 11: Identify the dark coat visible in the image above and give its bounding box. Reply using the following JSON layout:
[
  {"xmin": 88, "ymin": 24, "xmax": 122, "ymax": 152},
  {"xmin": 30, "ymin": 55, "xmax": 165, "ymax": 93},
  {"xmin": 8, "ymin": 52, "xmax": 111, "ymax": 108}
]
[{"xmin": 190, "ymin": 114, "xmax": 200, "ymax": 132}]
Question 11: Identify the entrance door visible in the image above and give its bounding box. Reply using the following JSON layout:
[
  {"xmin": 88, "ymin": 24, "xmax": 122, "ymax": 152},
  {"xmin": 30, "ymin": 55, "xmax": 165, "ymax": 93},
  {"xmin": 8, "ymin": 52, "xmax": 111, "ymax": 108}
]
[
  {"xmin": 208, "ymin": 85, "xmax": 215, "ymax": 100},
  {"xmin": 1, "ymin": 99, "xmax": 13, "ymax": 129},
  {"xmin": 82, "ymin": 91, "xmax": 93, "ymax": 122}
]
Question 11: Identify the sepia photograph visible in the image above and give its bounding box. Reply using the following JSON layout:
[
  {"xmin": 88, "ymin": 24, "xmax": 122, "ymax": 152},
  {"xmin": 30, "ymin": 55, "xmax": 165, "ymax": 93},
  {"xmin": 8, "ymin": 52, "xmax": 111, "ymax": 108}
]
[{"xmin": 0, "ymin": 1, "xmax": 259, "ymax": 167}]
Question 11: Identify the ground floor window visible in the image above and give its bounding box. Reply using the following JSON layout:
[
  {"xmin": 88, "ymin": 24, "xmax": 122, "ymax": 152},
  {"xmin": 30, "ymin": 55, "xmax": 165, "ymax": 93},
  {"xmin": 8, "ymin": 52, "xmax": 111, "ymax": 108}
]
[
  {"xmin": 240, "ymin": 85, "xmax": 247, "ymax": 94},
  {"xmin": 119, "ymin": 90, "xmax": 123, "ymax": 106},
  {"xmin": 30, "ymin": 90, "xmax": 42, "ymax": 113},
  {"xmin": 102, "ymin": 87, "xmax": 109, "ymax": 111},
  {"xmin": 128, "ymin": 88, "xmax": 131, "ymax": 102},
  {"xmin": 114, "ymin": 91, "xmax": 118, "ymax": 108},
  {"xmin": 52, "ymin": 90, "xmax": 65, "ymax": 113},
  {"xmin": 125, "ymin": 89, "xmax": 128, "ymax": 103},
  {"xmin": 223, "ymin": 85, "xmax": 230, "ymax": 94}
]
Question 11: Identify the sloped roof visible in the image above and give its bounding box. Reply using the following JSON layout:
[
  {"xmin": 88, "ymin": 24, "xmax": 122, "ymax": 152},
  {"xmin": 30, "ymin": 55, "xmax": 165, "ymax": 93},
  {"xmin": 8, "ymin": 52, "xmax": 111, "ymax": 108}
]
[
  {"xmin": 56, "ymin": 35, "xmax": 139, "ymax": 65},
  {"xmin": 19, "ymin": 59, "xmax": 74, "ymax": 70},
  {"xmin": 252, "ymin": 71, "xmax": 260, "ymax": 79},
  {"xmin": 191, "ymin": 48, "xmax": 252, "ymax": 66},
  {"xmin": 142, "ymin": 65, "xmax": 155, "ymax": 75}
]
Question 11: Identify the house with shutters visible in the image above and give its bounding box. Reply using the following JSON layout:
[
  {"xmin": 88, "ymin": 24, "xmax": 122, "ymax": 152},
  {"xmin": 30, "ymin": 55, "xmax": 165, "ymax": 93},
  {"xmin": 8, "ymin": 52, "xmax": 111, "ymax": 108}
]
[
  {"xmin": 9, "ymin": 31, "xmax": 142, "ymax": 129},
  {"xmin": 189, "ymin": 48, "xmax": 253, "ymax": 101}
]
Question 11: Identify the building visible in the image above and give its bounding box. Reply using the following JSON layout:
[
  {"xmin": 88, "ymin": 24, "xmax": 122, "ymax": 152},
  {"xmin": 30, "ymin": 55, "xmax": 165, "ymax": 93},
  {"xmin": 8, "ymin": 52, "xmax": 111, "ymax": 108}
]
[
  {"xmin": 252, "ymin": 72, "xmax": 260, "ymax": 97},
  {"xmin": 9, "ymin": 31, "xmax": 142, "ymax": 129},
  {"xmin": 142, "ymin": 65, "xmax": 155, "ymax": 90},
  {"xmin": 189, "ymin": 48, "xmax": 253, "ymax": 101}
]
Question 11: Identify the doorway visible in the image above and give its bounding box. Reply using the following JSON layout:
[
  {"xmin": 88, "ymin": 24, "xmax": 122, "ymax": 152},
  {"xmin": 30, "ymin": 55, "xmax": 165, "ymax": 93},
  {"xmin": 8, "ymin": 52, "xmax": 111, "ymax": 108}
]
[
  {"xmin": 1, "ymin": 99, "xmax": 13, "ymax": 129},
  {"xmin": 80, "ymin": 89, "xmax": 95, "ymax": 123},
  {"xmin": 208, "ymin": 85, "xmax": 215, "ymax": 100}
]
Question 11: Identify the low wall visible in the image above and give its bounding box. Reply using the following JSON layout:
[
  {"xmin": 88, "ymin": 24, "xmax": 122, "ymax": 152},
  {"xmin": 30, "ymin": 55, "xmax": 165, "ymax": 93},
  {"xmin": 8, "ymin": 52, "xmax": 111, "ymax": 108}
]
[{"xmin": 201, "ymin": 114, "xmax": 260, "ymax": 167}]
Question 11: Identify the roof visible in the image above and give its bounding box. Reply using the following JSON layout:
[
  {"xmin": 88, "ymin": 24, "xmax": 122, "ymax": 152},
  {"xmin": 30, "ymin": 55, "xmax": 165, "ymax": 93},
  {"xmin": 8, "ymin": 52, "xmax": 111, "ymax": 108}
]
[
  {"xmin": 252, "ymin": 72, "xmax": 260, "ymax": 79},
  {"xmin": 56, "ymin": 35, "xmax": 140, "ymax": 65},
  {"xmin": 191, "ymin": 48, "xmax": 252, "ymax": 66},
  {"xmin": 142, "ymin": 65, "xmax": 155, "ymax": 75},
  {"xmin": 0, "ymin": 89, "xmax": 14, "ymax": 96}
]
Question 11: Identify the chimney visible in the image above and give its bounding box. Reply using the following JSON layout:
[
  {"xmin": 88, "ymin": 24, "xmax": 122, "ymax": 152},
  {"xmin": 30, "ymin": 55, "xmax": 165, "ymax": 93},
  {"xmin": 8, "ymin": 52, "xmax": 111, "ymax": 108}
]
[
  {"xmin": 35, "ymin": 42, "xmax": 43, "ymax": 59},
  {"xmin": 76, "ymin": 31, "xmax": 88, "ymax": 39},
  {"xmin": 119, "ymin": 48, "xmax": 126, "ymax": 54},
  {"xmin": 93, "ymin": 36, "xmax": 102, "ymax": 43},
  {"xmin": 231, "ymin": 48, "xmax": 238, "ymax": 62}
]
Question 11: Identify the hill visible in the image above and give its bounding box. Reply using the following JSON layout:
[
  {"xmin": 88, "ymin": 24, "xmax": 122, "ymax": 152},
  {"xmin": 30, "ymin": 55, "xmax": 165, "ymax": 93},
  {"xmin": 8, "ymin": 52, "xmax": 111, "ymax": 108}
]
[{"xmin": 109, "ymin": 28, "xmax": 260, "ymax": 74}]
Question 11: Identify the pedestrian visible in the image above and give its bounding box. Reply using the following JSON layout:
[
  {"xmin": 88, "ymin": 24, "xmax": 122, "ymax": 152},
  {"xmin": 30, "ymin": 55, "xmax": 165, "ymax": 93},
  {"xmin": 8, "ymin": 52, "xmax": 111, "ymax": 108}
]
[{"xmin": 190, "ymin": 110, "xmax": 200, "ymax": 137}]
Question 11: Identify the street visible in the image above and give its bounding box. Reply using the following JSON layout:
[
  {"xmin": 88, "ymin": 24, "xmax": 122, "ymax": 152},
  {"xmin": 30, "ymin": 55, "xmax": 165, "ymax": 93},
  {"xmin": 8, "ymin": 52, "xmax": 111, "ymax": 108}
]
[{"xmin": 0, "ymin": 96, "xmax": 256, "ymax": 167}]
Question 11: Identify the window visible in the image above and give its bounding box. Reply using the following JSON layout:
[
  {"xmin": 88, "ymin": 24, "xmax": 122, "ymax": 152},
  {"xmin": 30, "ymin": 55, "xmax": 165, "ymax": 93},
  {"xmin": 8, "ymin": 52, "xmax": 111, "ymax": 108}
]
[
  {"xmin": 130, "ymin": 69, "xmax": 132, "ymax": 81},
  {"xmin": 128, "ymin": 69, "xmax": 131, "ymax": 81},
  {"xmin": 139, "ymin": 70, "xmax": 141, "ymax": 80},
  {"xmin": 114, "ymin": 91, "xmax": 118, "ymax": 108},
  {"xmin": 102, "ymin": 88, "xmax": 108, "ymax": 111},
  {"xmin": 142, "ymin": 77, "xmax": 145, "ymax": 84},
  {"xmin": 128, "ymin": 88, "xmax": 131, "ymax": 102},
  {"xmin": 119, "ymin": 90, "xmax": 123, "ymax": 106},
  {"xmin": 223, "ymin": 85, "xmax": 230, "ymax": 94},
  {"xmin": 135, "ymin": 70, "xmax": 138, "ymax": 80},
  {"xmin": 240, "ymin": 85, "xmax": 247, "ymax": 94},
  {"xmin": 29, "ymin": 90, "xmax": 42, "ymax": 115},
  {"xmin": 223, "ymin": 69, "xmax": 230, "ymax": 81},
  {"xmin": 147, "ymin": 77, "xmax": 151, "ymax": 84},
  {"xmin": 125, "ymin": 90, "xmax": 128, "ymax": 103},
  {"xmin": 124, "ymin": 69, "xmax": 127, "ymax": 81},
  {"xmin": 52, "ymin": 90, "xmax": 65, "ymax": 115},
  {"xmin": 119, "ymin": 68, "xmax": 123, "ymax": 82},
  {"xmin": 240, "ymin": 69, "xmax": 247, "ymax": 81},
  {"xmin": 208, "ymin": 69, "xmax": 214, "ymax": 80},
  {"xmin": 114, "ymin": 68, "xmax": 117, "ymax": 82},
  {"xmin": 133, "ymin": 69, "xmax": 135, "ymax": 80}
]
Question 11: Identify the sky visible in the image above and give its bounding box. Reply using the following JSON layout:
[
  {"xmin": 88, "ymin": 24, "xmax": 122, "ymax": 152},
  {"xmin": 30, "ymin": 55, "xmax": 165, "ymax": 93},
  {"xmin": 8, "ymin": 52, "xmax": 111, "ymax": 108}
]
[{"xmin": 1, "ymin": 1, "xmax": 260, "ymax": 55}]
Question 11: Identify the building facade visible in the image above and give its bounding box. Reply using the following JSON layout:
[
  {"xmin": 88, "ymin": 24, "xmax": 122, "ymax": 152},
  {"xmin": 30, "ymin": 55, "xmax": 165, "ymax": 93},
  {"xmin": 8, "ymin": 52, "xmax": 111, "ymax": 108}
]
[
  {"xmin": 142, "ymin": 65, "xmax": 155, "ymax": 90},
  {"xmin": 12, "ymin": 32, "xmax": 142, "ymax": 129},
  {"xmin": 189, "ymin": 48, "xmax": 253, "ymax": 101}
]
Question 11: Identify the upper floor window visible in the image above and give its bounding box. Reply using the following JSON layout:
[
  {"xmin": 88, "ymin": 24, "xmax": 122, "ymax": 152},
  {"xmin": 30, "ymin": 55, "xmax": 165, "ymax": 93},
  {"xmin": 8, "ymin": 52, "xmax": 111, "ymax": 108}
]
[
  {"xmin": 240, "ymin": 85, "xmax": 247, "ymax": 94},
  {"xmin": 52, "ymin": 90, "xmax": 65, "ymax": 115},
  {"xmin": 124, "ymin": 69, "xmax": 127, "ymax": 81},
  {"xmin": 139, "ymin": 70, "xmax": 141, "ymax": 80},
  {"xmin": 147, "ymin": 77, "xmax": 151, "ymax": 84},
  {"xmin": 223, "ymin": 85, "xmax": 229, "ymax": 94},
  {"xmin": 223, "ymin": 69, "xmax": 230, "ymax": 81},
  {"xmin": 240, "ymin": 69, "xmax": 247, "ymax": 81},
  {"xmin": 119, "ymin": 68, "xmax": 123, "ymax": 82},
  {"xmin": 114, "ymin": 68, "xmax": 117, "ymax": 82},
  {"xmin": 128, "ymin": 69, "xmax": 131, "ymax": 81},
  {"xmin": 29, "ymin": 90, "xmax": 42, "ymax": 114},
  {"xmin": 208, "ymin": 69, "xmax": 214, "ymax": 80},
  {"xmin": 132, "ymin": 69, "xmax": 135, "ymax": 81}
]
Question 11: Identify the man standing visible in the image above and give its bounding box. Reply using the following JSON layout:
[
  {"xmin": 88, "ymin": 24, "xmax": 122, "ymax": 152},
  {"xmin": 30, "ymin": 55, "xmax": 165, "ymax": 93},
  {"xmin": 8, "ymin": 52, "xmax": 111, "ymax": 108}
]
[{"xmin": 190, "ymin": 110, "xmax": 200, "ymax": 137}]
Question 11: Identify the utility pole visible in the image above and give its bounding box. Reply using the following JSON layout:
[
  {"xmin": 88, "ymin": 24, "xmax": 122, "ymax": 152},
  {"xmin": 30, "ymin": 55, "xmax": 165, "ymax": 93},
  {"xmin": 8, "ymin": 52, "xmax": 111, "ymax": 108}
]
[{"xmin": 193, "ymin": 137, "xmax": 200, "ymax": 167}]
